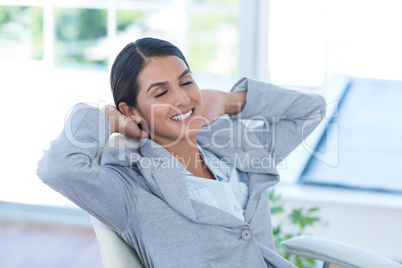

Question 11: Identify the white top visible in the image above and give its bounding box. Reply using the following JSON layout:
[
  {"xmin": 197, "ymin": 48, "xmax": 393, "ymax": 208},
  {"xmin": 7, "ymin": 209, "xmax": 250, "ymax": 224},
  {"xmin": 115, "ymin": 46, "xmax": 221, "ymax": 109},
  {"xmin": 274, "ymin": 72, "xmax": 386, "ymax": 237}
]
[{"xmin": 185, "ymin": 145, "xmax": 249, "ymax": 221}]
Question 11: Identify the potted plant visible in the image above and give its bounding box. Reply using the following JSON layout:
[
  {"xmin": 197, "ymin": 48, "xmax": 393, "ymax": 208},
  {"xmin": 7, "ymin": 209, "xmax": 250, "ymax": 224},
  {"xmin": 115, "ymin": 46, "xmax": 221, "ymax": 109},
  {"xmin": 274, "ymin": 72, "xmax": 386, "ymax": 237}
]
[{"xmin": 269, "ymin": 188, "xmax": 326, "ymax": 268}]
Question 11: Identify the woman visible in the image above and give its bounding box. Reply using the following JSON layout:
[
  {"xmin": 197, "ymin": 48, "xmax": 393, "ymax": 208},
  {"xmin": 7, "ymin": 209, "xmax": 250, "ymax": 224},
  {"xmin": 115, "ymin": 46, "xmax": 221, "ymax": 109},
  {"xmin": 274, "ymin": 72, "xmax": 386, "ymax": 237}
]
[{"xmin": 37, "ymin": 37, "xmax": 325, "ymax": 267}]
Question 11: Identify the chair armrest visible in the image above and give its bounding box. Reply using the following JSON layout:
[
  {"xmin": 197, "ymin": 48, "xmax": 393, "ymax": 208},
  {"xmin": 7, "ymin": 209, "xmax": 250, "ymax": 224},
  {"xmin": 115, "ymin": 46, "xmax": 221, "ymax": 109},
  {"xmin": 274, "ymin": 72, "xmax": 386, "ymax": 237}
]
[{"xmin": 281, "ymin": 236, "xmax": 402, "ymax": 268}]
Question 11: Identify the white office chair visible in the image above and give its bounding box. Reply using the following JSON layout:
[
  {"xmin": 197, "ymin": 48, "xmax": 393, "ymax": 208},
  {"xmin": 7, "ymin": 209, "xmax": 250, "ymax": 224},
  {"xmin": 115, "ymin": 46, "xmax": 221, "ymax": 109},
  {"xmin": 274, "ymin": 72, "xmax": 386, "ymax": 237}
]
[
  {"xmin": 92, "ymin": 135, "xmax": 402, "ymax": 268},
  {"xmin": 91, "ymin": 135, "xmax": 145, "ymax": 268},
  {"xmin": 91, "ymin": 216, "xmax": 144, "ymax": 268}
]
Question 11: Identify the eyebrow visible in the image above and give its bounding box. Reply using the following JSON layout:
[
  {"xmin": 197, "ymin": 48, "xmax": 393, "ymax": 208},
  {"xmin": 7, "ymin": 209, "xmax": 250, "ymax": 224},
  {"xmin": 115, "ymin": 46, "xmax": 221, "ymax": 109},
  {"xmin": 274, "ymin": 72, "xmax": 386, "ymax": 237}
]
[{"xmin": 146, "ymin": 69, "xmax": 192, "ymax": 94}]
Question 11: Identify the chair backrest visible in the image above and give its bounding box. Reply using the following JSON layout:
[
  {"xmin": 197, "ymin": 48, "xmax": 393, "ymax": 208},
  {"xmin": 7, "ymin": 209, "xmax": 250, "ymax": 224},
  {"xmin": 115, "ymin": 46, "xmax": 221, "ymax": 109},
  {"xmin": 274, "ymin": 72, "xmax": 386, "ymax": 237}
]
[
  {"xmin": 92, "ymin": 135, "xmax": 144, "ymax": 268},
  {"xmin": 91, "ymin": 216, "xmax": 144, "ymax": 268}
]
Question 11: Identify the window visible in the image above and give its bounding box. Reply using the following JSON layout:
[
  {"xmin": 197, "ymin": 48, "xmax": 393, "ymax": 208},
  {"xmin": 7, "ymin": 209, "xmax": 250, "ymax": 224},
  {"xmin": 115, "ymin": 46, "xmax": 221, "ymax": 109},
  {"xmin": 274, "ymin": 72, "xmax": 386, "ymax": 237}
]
[
  {"xmin": 268, "ymin": 0, "xmax": 327, "ymax": 86},
  {"xmin": 0, "ymin": 6, "xmax": 43, "ymax": 60},
  {"xmin": 0, "ymin": 0, "xmax": 240, "ymax": 208},
  {"xmin": 268, "ymin": 0, "xmax": 402, "ymax": 86},
  {"xmin": 267, "ymin": 0, "xmax": 402, "ymax": 193},
  {"xmin": 3, "ymin": 0, "xmax": 401, "ymax": 212},
  {"xmin": 55, "ymin": 8, "xmax": 108, "ymax": 66}
]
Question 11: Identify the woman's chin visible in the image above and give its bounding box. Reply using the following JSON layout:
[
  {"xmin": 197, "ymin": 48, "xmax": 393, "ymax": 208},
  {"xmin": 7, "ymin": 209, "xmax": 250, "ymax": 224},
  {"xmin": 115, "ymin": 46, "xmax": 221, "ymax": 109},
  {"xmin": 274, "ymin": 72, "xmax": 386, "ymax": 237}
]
[
  {"xmin": 185, "ymin": 122, "xmax": 203, "ymax": 136},
  {"xmin": 185, "ymin": 128, "xmax": 201, "ymax": 138},
  {"xmin": 151, "ymin": 127, "xmax": 201, "ymax": 146}
]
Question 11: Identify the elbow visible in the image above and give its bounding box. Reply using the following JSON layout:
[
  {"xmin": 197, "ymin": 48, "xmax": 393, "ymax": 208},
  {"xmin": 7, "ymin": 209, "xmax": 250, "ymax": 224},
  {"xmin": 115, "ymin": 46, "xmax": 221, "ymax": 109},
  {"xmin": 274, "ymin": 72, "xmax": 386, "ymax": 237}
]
[
  {"xmin": 318, "ymin": 94, "xmax": 327, "ymax": 111},
  {"xmin": 310, "ymin": 94, "xmax": 327, "ymax": 122},
  {"xmin": 313, "ymin": 93, "xmax": 327, "ymax": 113},
  {"xmin": 36, "ymin": 150, "xmax": 89, "ymax": 189},
  {"xmin": 299, "ymin": 94, "xmax": 327, "ymax": 137},
  {"xmin": 318, "ymin": 94, "xmax": 327, "ymax": 122},
  {"xmin": 36, "ymin": 152, "xmax": 65, "ymax": 186}
]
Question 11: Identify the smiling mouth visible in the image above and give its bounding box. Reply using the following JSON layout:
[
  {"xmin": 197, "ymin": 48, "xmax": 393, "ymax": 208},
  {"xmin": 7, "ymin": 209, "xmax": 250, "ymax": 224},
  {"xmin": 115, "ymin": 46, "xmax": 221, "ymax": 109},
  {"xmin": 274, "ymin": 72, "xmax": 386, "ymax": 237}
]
[{"xmin": 171, "ymin": 109, "xmax": 193, "ymax": 121}]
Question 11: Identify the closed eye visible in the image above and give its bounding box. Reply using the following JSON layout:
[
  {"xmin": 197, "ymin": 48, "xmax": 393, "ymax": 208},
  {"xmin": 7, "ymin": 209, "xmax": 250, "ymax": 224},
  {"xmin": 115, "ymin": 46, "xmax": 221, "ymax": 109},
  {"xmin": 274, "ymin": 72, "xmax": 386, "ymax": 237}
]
[
  {"xmin": 155, "ymin": 91, "xmax": 168, "ymax": 98},
  {"xmin": 180, "ymin": 81, "xmax": 193, "ymax": 86}
]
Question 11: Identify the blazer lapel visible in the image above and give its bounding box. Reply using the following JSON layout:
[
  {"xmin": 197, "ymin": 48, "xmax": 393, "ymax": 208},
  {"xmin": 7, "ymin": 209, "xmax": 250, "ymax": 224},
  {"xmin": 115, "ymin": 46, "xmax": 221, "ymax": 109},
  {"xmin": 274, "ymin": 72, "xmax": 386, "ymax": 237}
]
[
  {"xmin": 138, "ymin": 139, "xmax": 256, "ymax": 227},
  {"xmin": 137, "ymin": 120, "xmax": 280, "ymax": 225},
  {"xmin": 190, "ymin": 199, "xmax": 248, "ymax": 227},
  {"xmin": 197, "ymin": 119, "xmax": 280, "ymax": 223},
  {"xmin": 138, "ymin": 139, "xmax": 197, "ymax": 222}
]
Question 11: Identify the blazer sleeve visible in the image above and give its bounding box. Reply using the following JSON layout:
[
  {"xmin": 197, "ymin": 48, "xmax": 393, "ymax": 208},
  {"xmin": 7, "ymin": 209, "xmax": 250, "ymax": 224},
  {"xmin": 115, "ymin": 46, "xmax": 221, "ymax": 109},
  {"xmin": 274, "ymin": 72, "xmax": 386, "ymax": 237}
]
[
  {"xmin": 36, "ymin": 103, "xmax": 137, "ymax": 233},
  {"xmin": 229, "ymin": 77, "xmax": 326, "ymax": 160}
]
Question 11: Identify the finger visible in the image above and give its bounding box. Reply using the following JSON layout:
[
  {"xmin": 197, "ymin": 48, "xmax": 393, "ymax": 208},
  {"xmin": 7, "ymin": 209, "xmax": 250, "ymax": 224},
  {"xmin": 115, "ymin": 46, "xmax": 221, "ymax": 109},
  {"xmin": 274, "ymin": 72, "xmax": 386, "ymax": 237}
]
[
  {"xmin": 127, "ymin": 120, "xmax": 149, "ymax": 139},
  {"xmin": 123, "ymin": 120, "xmax": 144, "ymax": 138},
  {"xmin": 138, "ymin": 130, "xmax": 149, "ymax": 139},
  {"xmin": 200, "ymin": 114, "xmax": 213, "ymax": 127}
]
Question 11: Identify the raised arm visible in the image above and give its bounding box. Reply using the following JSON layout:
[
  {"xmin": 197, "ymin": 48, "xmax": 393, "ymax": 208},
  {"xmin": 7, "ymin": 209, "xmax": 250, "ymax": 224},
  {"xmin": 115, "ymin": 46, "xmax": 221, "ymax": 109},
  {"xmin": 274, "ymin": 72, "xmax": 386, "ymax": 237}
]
[
  {"xmin": 228, "ymin": 77, "xmax": 326, "ymax": 160},
  {"xmin": 200, "ymin": 89, "xmax": 246, "ymax": 127},
  {"xmin": 36, "ymin": 103, "xmax": 141, "ymax": 232}
]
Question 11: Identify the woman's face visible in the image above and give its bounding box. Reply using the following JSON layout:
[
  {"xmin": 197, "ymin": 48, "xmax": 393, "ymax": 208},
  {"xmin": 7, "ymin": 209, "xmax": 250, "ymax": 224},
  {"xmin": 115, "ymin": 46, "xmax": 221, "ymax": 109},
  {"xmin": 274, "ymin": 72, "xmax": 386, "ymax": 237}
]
[{"xmin": 132, "ymin": 56, "xmax": 203, "ymax": 146}]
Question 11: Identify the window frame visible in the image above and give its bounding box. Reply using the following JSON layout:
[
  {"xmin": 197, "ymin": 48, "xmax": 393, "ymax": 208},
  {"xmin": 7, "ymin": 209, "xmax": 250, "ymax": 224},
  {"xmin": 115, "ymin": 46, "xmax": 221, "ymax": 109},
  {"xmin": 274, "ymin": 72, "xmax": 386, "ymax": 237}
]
[{"xmin": 0, "ymin": 0, "xmax": 336, "ymax": 224}]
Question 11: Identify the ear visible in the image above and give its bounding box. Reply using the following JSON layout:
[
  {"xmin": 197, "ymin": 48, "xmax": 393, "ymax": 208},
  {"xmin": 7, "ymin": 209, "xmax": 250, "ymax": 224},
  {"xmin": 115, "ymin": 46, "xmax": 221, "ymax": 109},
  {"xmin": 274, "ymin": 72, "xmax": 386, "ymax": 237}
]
[{"xmin": 118, "ymin": 102, "xmax": 143, "ymax": 124}]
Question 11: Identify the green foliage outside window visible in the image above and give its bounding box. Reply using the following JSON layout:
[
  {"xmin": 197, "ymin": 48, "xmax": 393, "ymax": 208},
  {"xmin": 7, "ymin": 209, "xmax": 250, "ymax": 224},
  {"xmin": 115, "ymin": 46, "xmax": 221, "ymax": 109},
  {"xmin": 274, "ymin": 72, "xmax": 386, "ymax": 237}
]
[
  {"xmin": 1, "ymin": 3, "xmax": 240, "ymax": 77},
  {"xmin": 195, "ymin": 0, "xmax": 238, "ymax": 4},
  {"xmin": 55, "ymin": 8, "xmax": 107, "ymax": 66},
  {"xmin": 188, "ymin": 12, "xmax": 238, "ymax": 76},
  {"xmin": 269, "ymin": 188, "xmax": 326, "ymax": 268},
  {"xmin": 0, "ymin": 6, "xmax": 43, "ymax": 60},
  {"xmin": 116, "ymin": 10, "xmax": 146, "ymax": 32}
]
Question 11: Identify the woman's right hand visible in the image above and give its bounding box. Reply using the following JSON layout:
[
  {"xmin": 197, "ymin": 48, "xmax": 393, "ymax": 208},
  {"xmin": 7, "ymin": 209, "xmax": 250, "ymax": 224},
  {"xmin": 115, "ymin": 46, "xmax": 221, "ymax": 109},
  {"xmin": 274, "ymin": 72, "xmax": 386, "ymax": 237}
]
[{"xmin": 102, "ymin": 105, "xmax": 148, "ymax": 139}]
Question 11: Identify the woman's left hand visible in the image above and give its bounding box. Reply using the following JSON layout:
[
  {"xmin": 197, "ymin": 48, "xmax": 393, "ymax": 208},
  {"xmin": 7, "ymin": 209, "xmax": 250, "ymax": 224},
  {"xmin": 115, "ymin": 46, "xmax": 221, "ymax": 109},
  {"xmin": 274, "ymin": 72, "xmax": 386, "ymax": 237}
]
[
  {"xmin": 200, "ymin": 90, "xmax": 247, "ymax": 127},
  {"xmin": 200, "ymin": 90, "xmax": 226, "ymax": 127}
]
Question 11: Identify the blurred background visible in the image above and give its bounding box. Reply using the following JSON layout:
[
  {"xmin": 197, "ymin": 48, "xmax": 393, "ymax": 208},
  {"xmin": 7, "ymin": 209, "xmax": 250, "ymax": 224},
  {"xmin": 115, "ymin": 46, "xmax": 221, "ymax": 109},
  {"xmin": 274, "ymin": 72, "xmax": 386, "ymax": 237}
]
[{"xmin": 0, "ymin": 0, "xmax": 401, "ymax": 267}]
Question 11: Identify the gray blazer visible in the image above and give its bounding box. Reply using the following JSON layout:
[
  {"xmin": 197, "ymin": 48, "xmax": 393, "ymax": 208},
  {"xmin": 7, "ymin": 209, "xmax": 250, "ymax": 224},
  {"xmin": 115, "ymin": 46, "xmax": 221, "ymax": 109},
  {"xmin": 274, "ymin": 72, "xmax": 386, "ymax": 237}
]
[{"xmin": 37, "ymin": 78, "xmax": 325, "ymax": 268}]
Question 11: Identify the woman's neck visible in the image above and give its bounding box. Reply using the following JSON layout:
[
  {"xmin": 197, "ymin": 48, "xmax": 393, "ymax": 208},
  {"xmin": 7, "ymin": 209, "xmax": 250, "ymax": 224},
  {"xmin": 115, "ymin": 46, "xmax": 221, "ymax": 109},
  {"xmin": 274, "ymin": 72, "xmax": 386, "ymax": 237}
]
[{"xmin": 161, "ymin": 137, "xmax": 215, "ymax": 180}]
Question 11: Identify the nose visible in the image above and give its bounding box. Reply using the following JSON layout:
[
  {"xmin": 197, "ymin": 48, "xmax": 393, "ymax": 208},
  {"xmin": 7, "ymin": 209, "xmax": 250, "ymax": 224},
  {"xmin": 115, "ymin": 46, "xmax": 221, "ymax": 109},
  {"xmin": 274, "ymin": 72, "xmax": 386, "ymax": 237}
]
[{"xmin": 173, "ymin": 86, "xmax": 190, "ymax": 107}]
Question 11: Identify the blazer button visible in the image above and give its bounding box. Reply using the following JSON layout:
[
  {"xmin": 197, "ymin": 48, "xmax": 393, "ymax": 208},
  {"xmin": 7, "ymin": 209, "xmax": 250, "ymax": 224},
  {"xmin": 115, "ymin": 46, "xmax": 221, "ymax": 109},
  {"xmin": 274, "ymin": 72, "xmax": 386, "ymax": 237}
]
[{"xmin": 241, "ymin": 229, "xmax": 252, "ymax": 241}]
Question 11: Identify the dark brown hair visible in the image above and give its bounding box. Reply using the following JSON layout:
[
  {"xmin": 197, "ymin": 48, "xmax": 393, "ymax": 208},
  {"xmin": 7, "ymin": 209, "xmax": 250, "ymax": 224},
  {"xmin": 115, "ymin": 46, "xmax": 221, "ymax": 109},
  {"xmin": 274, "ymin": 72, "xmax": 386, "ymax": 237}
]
[{"xmin": 110, "ymin": 37, "xmax": 189, "ymax": 110}]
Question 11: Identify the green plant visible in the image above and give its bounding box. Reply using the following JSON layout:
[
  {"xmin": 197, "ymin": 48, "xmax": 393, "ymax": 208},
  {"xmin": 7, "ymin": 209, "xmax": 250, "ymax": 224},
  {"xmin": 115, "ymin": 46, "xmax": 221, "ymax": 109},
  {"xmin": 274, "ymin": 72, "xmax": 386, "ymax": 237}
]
[{"xmin": 269, "ymin": 187, "xmax": 323, "ymax": 268}]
